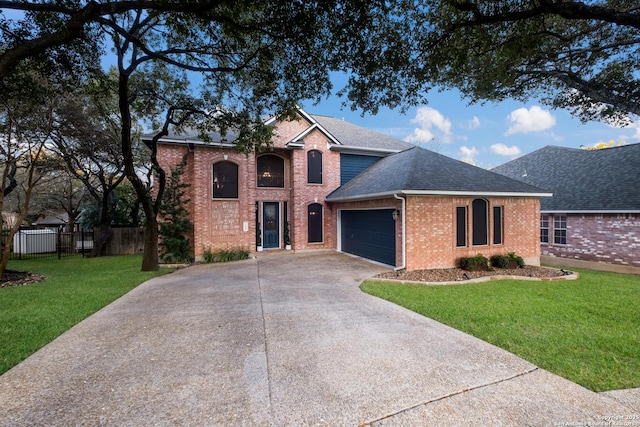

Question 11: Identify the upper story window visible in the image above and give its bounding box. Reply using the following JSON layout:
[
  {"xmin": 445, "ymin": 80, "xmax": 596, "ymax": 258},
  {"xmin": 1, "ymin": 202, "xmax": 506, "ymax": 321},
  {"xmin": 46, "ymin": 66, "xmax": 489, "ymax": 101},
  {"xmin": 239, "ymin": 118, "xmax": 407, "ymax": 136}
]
[
  {"xmin": 554, "ymin": 215, "xmax": 567, "ymax": 245},
  {"xmin": 212, "ymin": 161, "xmax": 238, "ymax": 199},
  {"xmin": 257, "ymin": 154, "xmax": 284, "ymax": 188},
  {"xmin": 472, "ymin": 198, "xmax": 488, "ymax": 246},
  {"xmin": 540, "ymin": 215, "xmax": 549, "ymax": 243},
  {"xmin": 307, "ymin": 150, "xmax": 323, "ymax": 184}
]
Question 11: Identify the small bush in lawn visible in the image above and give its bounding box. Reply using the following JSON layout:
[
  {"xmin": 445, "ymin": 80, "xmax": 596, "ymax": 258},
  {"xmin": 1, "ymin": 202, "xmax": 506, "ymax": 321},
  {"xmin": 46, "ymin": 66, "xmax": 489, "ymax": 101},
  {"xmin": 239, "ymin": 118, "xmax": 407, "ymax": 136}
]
[
  {"xmin": 491, "ymin": 253, "xmax": 525, "ymax": 269},
  {"xmin": 459, "ymin": 254, "xmax": 490, "ymax": 271},
  {"xmin": 202, "ymin": 248, "xmax": 249, "ymax": 263}
]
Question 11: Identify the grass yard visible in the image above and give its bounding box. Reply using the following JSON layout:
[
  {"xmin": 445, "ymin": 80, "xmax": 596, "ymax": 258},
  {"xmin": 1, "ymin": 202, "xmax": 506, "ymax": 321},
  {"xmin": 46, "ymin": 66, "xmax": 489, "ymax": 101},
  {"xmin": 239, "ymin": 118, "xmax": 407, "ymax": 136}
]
[
  {"xmin": 0, "ymin": 255, "xmax": 171, "ymax": 375},
  {"xmin": 361, "ymin": 268, "xmax": 640, "ymax": 392}
]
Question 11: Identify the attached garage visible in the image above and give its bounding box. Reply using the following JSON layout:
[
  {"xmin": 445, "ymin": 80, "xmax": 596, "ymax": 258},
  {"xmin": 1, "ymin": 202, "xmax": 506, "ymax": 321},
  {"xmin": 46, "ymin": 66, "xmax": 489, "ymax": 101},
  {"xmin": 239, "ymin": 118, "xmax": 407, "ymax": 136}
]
[{"xmin": 340, "ymin": 209, "xmax": 396, "ymax": 266}]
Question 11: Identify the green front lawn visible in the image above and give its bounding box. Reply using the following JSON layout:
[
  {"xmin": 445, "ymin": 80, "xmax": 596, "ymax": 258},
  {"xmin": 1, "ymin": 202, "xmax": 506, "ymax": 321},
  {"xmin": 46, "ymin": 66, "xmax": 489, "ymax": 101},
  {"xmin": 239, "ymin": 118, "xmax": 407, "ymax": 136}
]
[
  {"xmin": 0, "ymin": 255, "xmax": 171, "ymax": 375},
  {"xmin": 361, "ymin": 268, "xmax": 640, "ymax": 392}
]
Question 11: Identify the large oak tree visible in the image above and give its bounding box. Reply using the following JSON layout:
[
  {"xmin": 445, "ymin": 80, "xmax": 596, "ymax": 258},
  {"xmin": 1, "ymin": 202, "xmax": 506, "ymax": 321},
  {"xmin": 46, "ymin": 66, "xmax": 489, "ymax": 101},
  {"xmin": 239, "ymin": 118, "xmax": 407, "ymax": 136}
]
[
  {"xmin": 4, "ymin": 1, "xmax": 637, "ymax": 271},
  {"xmin": 343, "ymin": 0, "xmax": 640, "ymax": 124},
  {"xmin": 2, "ymin": 1, "xmax": 398, "ymax": 270}
]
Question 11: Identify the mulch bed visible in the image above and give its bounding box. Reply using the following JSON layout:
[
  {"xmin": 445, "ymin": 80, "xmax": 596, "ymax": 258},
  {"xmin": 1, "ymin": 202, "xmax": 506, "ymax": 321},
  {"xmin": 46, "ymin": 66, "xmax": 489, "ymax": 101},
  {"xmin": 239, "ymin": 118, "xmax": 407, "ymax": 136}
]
[
  {"xmin": 375, "ymin": 265, "xmax": 569, "ymax": 283},
  {"xmin": 0, "ymin": 270, "xmax": 46, "ymax": 288}
]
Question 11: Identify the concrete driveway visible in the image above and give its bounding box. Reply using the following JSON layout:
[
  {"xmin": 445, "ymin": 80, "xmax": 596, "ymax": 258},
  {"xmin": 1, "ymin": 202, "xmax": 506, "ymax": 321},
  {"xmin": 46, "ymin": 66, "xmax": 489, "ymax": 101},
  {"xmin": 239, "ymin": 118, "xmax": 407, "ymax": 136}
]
[{"xmin": 0, "ymin": 251, "xmax": 637, "ymax": 426}]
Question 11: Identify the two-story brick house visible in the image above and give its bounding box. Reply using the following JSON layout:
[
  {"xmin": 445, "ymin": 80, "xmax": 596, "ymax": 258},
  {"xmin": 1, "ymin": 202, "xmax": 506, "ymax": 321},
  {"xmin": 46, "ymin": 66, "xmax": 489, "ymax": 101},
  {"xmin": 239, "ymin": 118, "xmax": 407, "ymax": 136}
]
[{"xmin": 155, "ymin": 108, "xmax": 549, "ymax": 270}]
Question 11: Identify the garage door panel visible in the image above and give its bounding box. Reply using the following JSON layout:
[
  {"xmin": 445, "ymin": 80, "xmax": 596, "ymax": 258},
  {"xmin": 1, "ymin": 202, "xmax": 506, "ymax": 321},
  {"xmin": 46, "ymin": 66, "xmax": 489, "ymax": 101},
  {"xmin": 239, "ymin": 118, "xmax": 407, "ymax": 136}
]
[{"xmin": 341, "ymin": 210, "xmax": 395, "ymax": 266}]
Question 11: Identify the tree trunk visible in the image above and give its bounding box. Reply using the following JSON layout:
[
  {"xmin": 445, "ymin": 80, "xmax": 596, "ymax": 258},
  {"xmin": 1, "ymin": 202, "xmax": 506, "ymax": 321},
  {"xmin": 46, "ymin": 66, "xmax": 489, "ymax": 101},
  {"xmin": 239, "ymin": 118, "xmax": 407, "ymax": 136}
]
[
  {"xmin": 118, "ymin": 63, "xmax": 162, "ymax": 271},
  {"xmin": 91, "ymin": 224, "xmax": 113, "ymax": 257},
  {"xmin": 91, "ymin": 191, "xmax": 114, "ymax": 256},
  {"xmin": 141, "ymin": 214, "xmax": 159, "ymax": 271}
]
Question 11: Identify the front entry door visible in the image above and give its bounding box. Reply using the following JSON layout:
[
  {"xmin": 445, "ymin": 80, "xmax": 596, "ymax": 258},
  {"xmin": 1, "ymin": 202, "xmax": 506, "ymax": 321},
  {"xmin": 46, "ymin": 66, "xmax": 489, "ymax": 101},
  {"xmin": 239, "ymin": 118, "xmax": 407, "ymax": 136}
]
[{"xmin": 263, "ymin": 202, "xmax": 279, "ymax": 249}]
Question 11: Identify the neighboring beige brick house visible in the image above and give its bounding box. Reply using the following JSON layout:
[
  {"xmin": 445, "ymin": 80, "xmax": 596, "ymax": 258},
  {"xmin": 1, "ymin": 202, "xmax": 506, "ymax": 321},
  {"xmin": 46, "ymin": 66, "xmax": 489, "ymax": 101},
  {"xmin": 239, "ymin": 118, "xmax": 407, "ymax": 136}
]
[{"xmin": 155, "ymin": 108, "xmax": 549, "ymax": 270}]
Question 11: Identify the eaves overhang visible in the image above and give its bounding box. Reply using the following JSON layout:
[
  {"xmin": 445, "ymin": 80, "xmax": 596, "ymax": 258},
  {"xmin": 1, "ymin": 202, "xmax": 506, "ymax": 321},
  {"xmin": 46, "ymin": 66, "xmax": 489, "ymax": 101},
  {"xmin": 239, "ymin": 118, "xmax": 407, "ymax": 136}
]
[
  {"xmin": 143, "ymin": 136, "xmax": 236, "ymax": 149},
  {"xmin": 327, "ymin": 189, "xmax": 553, "ymax": 203},
  {"xmin": 288, "ymin": 122, "xmax": 341, "ymax": 146},
  {"xmin": 541, "ymin": 209, "xmax": 640, "ymax": 214},
  {"xmin": 328, "ymin": 145, "xmax": 404, "ymax": 156}
]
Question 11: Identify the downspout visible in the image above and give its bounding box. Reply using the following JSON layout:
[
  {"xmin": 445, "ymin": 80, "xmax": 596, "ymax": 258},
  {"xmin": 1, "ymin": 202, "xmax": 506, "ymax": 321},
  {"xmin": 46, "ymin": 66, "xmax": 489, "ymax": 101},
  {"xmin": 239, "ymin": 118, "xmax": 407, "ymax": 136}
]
[{"xmin": 394, "ymin": 193, "xmax": 406, "ymax": 270}]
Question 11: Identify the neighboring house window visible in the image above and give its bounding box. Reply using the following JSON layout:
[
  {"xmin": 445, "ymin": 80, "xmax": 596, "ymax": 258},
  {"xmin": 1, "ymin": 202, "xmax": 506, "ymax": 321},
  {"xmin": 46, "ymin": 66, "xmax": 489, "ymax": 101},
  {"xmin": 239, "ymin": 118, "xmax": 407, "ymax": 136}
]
[
  {"xmin": 493, "ymin": 206, "xmax": 503, "ymax": 245},
  {"xmin": 257, "ymin": 154, "xmax": 284, "ymax": 187},
  {"xmin": 308, "ymin": 203, "xmax": 323, "ymax": 243},
  {"xmin": 554, "ymin": 215, "xmax": 567, "ymax": 245},
  {"xmin": 540, "ymin": 215, "xmax": 549, "ymax": 243},
  {"xmin": 472, "ymin": 199, "xmax": 488, "ymax": 246},
  {"xmin": 212, "ymin": 161, "xmax": 238, "ymax": 199},
  {"xmin": 307, "ymin": 150, "xmax": 323, "ymax": 184},
  {"xmin": 456, "ymin": 206, "xmax": 467, "ymax": 247}
]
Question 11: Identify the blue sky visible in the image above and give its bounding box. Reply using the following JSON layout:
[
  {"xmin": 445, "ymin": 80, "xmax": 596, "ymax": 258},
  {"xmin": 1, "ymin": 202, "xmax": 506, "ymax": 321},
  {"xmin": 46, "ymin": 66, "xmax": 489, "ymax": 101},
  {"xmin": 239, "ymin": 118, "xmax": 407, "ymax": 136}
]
[{"xmin": 300, "ymin": 74, "xmax": 640, "ymax": 169}]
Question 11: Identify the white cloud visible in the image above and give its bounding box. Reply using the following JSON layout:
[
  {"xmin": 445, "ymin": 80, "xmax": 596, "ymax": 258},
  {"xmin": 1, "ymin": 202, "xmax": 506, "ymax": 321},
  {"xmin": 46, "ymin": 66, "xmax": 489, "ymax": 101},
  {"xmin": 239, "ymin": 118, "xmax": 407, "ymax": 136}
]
[
  {"xmin": 505, "ymin": 106, "xmax": 556, "ymax": 136},
  {"xmin": 404, "ymin": 128, "xmax": 435, "ymax": 144},
  {"xmin": 459, "ymin": 146, "xmax": 479, "ymax": 165},
  {"xmin": 404, "ymin": 106, "xmax": 453, "ymax": 144},
  {"xmin": 468, "ymin": 116, "xmax": 480, "ymax": 130},
  {"xmin": 624, "ymin": 120, "xmax": 640, "ymax": 140},
  {"xmin": 491, "ymin": 143, "xmax": 522, "ymax": 157}
]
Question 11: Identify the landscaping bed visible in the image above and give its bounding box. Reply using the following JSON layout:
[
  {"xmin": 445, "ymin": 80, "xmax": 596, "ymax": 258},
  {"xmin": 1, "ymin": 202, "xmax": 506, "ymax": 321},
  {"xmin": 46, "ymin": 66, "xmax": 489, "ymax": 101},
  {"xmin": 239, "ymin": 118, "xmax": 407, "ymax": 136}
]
[
  {"xmin": 0, "ymin": 270, "xmax": 45, "ymax": 288},
  {"xmin": 376, "ymin": 265, "xmax": 567, "ymax": 283}
]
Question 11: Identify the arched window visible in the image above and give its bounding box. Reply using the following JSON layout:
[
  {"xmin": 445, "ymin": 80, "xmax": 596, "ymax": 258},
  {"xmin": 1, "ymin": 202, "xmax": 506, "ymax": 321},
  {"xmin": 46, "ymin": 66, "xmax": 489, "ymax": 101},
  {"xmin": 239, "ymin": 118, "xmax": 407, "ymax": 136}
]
[
  {"xmin": 307, "ymin": 150, "xmax": 323, "ymax": 184},
  {"xmin": 257, "ymin": 154, "xmax": 284, "ymax": 187},
  {"xmin": 212, "ymin": 161, "xmax": 238, "ymax": 199},
  {"xmin": 307, "ymin": 203, "xmax": 323, "ymax": 243},
  {"xmin": 472, "ymin": 198, "xmax": 488, "ymax": 246}
]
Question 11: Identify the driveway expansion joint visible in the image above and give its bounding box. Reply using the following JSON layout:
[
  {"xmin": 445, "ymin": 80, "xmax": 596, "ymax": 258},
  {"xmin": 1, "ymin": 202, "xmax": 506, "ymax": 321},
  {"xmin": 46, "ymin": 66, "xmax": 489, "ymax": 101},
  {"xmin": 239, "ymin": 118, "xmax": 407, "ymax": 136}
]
[
  {"xmin": 358, "ymin": 367, "xmax": 540, "ymax": 427},
  {"xmin": 255, "ymin": 257, "xmax": 274, "ymax": 422}
]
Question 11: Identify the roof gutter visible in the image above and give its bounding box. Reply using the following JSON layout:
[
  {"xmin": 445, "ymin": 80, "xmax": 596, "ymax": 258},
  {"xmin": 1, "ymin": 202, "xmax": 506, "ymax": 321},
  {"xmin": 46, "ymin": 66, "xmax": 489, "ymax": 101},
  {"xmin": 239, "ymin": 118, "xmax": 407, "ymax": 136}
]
[
  {"xmin": 142, "ymin": 137, "xmax": 236, "ymax": 149},
  {"xmin": 327, "ymin": 189, "xmax": 553, "ymax": 203},
  {"xmin": 329, "ymin": 145, "xmax": 405, "ymax": 155},
  {"xmin": 394, "ymin": 194, "xmax": 406, "ymax": 271},
  {"xmin": 542, "ymin": 210, "xmax": 640, "ymax": 214}
]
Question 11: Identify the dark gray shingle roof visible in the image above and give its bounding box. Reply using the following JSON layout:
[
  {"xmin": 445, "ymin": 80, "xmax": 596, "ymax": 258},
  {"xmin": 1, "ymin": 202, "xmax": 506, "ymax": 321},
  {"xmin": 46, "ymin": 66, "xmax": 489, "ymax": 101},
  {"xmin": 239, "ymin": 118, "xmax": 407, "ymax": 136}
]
[
  {"xmin": 327, "ymin": 146, "xmax": 548, "ymax": 201},
  {"xmin": 310, "ymin": 115, "xmax": 414, "ymax": 152},
  {"xmin": 149, "ymin": 110, "xmax": 413, "ymax": 153},
  {"xmin": 491, "ymin": 144, "xmax": 640, "ymax": 211},
  {"xmin": 144, "ymin": 129, "xmax": 239, "ymax": 145}
]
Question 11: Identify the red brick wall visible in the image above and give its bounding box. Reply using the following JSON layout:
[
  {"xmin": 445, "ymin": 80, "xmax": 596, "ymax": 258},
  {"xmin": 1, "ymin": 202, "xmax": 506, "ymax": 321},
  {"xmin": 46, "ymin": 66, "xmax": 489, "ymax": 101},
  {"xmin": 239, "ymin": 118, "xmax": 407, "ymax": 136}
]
[
  {"xmin": 329, "ymin": 196, "xmax": 539, "ymax": 270},
  {"xmin": 542, "ymin": 213, "xmax": 640, "ymax": 267},
  {"xmin": 155, "ymin": 114, "xmax": 343, "ymax": 259},
  {"xmin": 289, "ymin": 131, "xmax": 341, "ymax": 251},
  {"xmin": 403, "ymin": 196, "xmax": 540, "ymax": 270}
]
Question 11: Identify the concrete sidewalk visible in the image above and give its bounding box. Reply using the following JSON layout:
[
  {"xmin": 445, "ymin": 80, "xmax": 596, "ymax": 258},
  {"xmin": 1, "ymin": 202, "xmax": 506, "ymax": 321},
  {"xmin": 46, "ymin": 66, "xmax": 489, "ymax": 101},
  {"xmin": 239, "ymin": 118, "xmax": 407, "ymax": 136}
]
[{"xmin": 0, "ymin": 251, "xmax": 637, "ymax": 426}]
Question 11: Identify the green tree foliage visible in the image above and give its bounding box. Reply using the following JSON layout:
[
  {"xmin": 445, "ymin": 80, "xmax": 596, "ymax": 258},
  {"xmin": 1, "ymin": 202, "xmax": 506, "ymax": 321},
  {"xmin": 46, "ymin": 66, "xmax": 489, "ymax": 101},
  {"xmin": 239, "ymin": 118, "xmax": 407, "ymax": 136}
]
[
  {"xmin": 16, "ymin": 1, "xmax": 639, "ymax": 268},
  {"xmin": 158, "ymin": 154, "xmax": 192, "ymax": 263},
  {"xmin": 343, "ymin": 0, "xmax": 640, "ymax": 123},
  {"xmin": 79, "ymin": 180, "xmax": 144, "ymax": 230}
]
